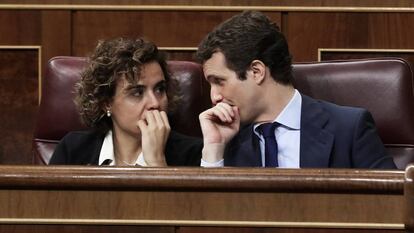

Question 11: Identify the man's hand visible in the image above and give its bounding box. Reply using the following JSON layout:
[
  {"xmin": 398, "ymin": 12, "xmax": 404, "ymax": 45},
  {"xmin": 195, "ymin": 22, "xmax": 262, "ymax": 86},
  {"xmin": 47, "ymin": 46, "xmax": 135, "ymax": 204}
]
[
  {"xmin": 137, "ymin": 110, "xmax": 170, "ymax": 166},
  {"xmin": 199, "ymin": 102, "xmax": 240, "ymax": 163}
]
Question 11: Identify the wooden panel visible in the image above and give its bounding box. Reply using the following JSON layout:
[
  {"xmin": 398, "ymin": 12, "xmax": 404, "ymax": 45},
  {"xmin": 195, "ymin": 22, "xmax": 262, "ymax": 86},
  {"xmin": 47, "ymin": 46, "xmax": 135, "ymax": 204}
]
[
  {"xmin": 72, "ymin": 11, "xmax": 281, "ymax": 57},
  {"xmin": 0, "ymin": 9, "xmax": 71, "ymax": 66},
  {"xmin": 406, "ymin": 165, "xmax": 414, "ymax": 231},
  {"xmin": 2, "ymin": 0, "xmax": 414, "ymax": 7},
  {"xmin": 0, "ymin": 190, "xmax": 403, "ymax": 223},
  {"xmin": 0, "ymin": 50, "xmax": 38, "ymax": 164},
  {"xmin": 0, "ymin": 10, "xmax": 41, "ymax": 44},
  {"xmin": 0, "ymin": 10, "xmax": 71, "ymax": 164},
  {"xmin": 165, "ymin": 51, "xmax": 196, "ymax": 62},
  {"xmin": 286, "ymin": 12, "xmax": 414, "ymax": 62},
  {"xmin": 179, "ymin": 227, "xmax": 404, "ymax": 233},
  {"xmin": 0, "ymin": 166, "xmax": 405, "ymax": 230},
  {"xmin": 40, "ymin": 10, "xmax": 72, "ymax": 65},
  {"xmin": 0, "ymin": 225, "xmax": 174, "ymax": 233}
]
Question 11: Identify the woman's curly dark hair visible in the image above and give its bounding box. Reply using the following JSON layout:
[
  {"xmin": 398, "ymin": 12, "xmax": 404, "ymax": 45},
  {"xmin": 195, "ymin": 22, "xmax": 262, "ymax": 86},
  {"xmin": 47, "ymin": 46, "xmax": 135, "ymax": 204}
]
[{"xmin": 75, "ymin": 37, "xmax": 178, "ymax": 132}]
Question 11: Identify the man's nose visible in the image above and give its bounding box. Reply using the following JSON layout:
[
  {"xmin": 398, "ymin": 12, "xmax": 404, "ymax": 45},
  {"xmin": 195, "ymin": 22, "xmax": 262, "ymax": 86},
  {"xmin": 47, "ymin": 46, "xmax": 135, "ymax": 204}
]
[{"xmin": 210, "ymin": 87, "xmax": 223, "ymax": 105}]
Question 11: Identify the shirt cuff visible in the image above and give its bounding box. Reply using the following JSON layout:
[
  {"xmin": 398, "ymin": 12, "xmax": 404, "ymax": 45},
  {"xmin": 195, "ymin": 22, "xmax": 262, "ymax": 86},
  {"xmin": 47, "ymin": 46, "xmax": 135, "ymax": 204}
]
[
  {"xmin": 201, "ymin": 159, "xmax": 224, "ymax": 167},
  {"xmin": 136, "ymin": 153, "xmax": 148, "ymax": 166}
]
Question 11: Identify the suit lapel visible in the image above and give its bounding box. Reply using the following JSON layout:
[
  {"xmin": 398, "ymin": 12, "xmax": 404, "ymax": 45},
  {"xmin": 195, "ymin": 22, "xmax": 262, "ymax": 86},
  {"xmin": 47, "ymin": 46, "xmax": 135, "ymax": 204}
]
[
  {"xmin": 88, "ymin": 131, "xmax": 105, "ymax": 165},
  {"xmin": 300, "ymin": 95, "xmax": 334, "ymax": 168},
  {"xmin": 224, "ymin": 124, "xmax": 262, "ymax": 167}
]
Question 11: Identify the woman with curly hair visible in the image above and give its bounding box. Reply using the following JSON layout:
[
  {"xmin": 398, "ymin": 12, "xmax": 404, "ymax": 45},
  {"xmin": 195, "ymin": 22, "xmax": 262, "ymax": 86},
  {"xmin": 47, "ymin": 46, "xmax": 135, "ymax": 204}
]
[{"xmin": 49, "ymin": 38, "xmax": 202, "ymax": 166}]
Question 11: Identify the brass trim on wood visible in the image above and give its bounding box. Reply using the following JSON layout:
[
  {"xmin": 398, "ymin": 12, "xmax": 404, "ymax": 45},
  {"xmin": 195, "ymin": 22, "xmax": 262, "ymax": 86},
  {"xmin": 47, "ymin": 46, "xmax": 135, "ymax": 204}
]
[
  {"xmin": 406, "ymin": 164, "xmax": 414, "ymax": 181},
  {"xmin": 318, "ymin": 48, "xmax": 414, "ymax": 62},
  {"xmin": 0, "ymin": 218, "xmax": 405, "ymax": 229},
  {"xmin": 0, "ymin": 46, "xmax": 42, "ymax": 105},
  {"xmin": 1, "ymin": 4, "xmax": 414, "ymax": 12},
  {"xmin": 159, "ymin": 47, "xmax": 197, "ymax": 51}
]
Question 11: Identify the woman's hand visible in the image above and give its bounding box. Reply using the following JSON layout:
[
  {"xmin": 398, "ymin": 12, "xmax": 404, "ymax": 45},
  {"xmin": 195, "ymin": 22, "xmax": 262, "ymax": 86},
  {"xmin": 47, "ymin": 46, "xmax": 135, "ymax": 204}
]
[{"xmin": 137, "ymin": 110, "xmax": 170, "ymax": 166}]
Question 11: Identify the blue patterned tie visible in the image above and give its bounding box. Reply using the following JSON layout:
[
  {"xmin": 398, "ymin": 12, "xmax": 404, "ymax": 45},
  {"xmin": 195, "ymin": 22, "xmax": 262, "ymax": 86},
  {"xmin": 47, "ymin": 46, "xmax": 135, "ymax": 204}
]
[{"xmin": 258, "ymin": 122, "xmax": 279, "ymax": 167}]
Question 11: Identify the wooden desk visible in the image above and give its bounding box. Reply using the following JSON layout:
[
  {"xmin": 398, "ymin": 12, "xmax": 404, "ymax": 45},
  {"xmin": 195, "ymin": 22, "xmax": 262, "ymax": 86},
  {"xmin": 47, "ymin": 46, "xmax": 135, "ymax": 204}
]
[
  {"xmin": 406, "ymin": 164, "xmax": 414, "ymax": 232},
  {"xmin": 0, "ymin": 166, "xmax": 405, "ymax": 233}
]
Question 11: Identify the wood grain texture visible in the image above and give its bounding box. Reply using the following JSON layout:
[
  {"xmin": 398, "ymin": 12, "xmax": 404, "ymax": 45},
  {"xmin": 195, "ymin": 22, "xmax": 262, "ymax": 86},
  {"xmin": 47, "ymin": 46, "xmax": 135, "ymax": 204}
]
[
  {"xmin": 0, "ymin": 50, "xmax": 38, "ymax": 164},
  {"xmin": 2, "ymin": 0, "xmax": 414, "ymax": 7},
  {"xmin": 71, "ymin": 11, "xmax": 281, "ymax": 57},
  {"xmin": 286, "ymin": 12, "xmax": 414, "ymax": 62},
  {"xmin": 0, "ymin": 166, "xmax": 405, "ymax": 229},
  {"xmin": 0, "ymin": 225, "xmax": 174, "ymax": 233},
  {"xmin": 178, "ymin": 227, "xmax": 405, "ymax": 233},
  {"xmin": 405, "ymin": 165, "xmax": 414, "ymax": 231},
  {"xmin": 0, "ymin": 166, "xmax": 404, "ymax": 193},
  {"xmin": 40, "ymin": 10, "xmax": 72, "ymax": 67},
  {"xmin": 0, "ymin": 10, "xmax": 40, "ymax": 44}
]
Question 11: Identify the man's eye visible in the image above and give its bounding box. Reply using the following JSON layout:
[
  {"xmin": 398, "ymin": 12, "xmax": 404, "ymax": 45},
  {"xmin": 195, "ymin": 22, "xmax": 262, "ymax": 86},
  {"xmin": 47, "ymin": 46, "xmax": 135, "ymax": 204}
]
[{"xmin": 213, "ymin": 78, "xmax": 223, "ymax": 85}]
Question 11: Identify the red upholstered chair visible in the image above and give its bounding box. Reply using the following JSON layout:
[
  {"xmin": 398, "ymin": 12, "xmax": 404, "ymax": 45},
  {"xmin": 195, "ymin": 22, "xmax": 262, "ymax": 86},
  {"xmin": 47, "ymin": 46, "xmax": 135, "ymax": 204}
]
[
  {"xmin": 32, "ymin": 56, "xmax": 210, "ymax": 165},
  {"xmin": 293, "ymin": 58, "xmax": 414, "ymax": 169}
]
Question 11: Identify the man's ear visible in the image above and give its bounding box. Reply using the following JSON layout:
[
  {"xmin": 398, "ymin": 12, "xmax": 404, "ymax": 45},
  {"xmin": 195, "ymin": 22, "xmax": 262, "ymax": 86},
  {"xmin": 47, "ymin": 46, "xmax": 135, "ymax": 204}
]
[{"xmin": 250, "ymin": 60, "xmax": 266, "ymax": 85}]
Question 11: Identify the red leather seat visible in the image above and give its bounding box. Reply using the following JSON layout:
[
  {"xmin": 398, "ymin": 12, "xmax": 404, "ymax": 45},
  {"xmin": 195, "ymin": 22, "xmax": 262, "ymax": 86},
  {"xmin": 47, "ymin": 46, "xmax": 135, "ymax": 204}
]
[{"xmin": 293, "ymin": 58, "xmax": 414, "ymax": 169}]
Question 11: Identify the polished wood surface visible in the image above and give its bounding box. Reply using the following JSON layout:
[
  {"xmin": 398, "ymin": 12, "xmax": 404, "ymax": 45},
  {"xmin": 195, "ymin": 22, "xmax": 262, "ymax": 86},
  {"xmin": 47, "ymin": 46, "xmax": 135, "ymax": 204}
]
[
  {"xmin": 0, "ymin": 166, "xmax": 405, "ymax": 230},
  {"xmin": 286, "ymin": 12, "xmax": 414, "ymax": 62},
  {"xmin": 405, "ymin": 164, "xmax": 414, "ymax": 231},
  {"xmin": 0, "ymin": 225, "xmax": 174, "ymax": 233},
  {"xmin": 179, "ymin": 227, "xmax": 404, "ymax": 233},
  {"xmin": 71, "ymin": 11, "xmax": 281, "ymax": 57},
  {"xmin": 0, "ymin": 166, "xmax": 403, "ymax": 192},
  {"xmin": 1, "ymin": 0, "xmax": 414, "ymax": 8},
  {"xmin": 0, "ymin": 50, "xmax": 38, "ymax": 164}
]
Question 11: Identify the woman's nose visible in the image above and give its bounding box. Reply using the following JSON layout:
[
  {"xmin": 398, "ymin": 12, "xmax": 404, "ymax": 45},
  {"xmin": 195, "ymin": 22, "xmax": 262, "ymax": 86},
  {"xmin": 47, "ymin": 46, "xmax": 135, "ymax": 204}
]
[{"xmin": 146, "ymin": 92, "xmax": 161, "ymax": 110}]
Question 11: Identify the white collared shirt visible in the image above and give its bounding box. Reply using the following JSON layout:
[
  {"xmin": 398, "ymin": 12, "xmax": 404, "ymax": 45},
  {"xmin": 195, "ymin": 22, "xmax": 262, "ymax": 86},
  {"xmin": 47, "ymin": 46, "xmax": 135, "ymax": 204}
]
[
  {"xmin": 201, "ymin": 89, "xmax": 302, "ymax": 168},
  {"xmin": 253, "ymin": 89, "xmax": 301, "ymax": 168},
  {"xmin": 98, "ymin": 130, "xmax": 147, "ymax": 166}
]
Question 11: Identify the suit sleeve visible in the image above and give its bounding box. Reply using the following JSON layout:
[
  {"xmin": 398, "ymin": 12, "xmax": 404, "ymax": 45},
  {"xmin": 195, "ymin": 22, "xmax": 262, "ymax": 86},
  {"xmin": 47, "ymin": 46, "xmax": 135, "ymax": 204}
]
[
  {"xmin": 352, "ymin": 110, "xmax": 397, "ymax": 169},
  {"xmin": 49, "ymin": 135, "xmax": 70, "ymax": 165}
]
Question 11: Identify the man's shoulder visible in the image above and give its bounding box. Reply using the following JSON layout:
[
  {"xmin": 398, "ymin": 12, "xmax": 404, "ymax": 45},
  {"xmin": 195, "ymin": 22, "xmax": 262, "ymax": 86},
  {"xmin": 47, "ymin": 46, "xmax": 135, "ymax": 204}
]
[{"xmin": 301, "ymin": 94, "xmax": 366, "ymax": 118}]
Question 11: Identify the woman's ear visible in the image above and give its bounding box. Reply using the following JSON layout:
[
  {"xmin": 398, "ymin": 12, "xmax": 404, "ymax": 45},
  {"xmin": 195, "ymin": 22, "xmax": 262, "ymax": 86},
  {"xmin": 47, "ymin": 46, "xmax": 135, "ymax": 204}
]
[
  {"xmin": 102, "ymin": 102, "xmax": 112, "ymax": 117},
  {"xmin": 250, "ymin": 60, "xmax": 266, "ymax": 85}
]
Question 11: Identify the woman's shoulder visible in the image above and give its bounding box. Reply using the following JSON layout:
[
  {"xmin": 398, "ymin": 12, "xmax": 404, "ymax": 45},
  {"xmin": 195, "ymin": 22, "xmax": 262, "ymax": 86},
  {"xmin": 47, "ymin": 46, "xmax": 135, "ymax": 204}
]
[
  {"xmin": 49, "ymin": 129, "xmax": 105, "ymax": 165},
  {"xmin": 61, "ymin": 130, "xmax": 105, "ymax": 144}
]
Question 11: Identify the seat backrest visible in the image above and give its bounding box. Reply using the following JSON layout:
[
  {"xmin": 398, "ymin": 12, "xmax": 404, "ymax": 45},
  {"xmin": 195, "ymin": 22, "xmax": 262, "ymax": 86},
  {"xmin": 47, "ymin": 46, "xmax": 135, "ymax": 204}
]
[
  {"xmin": 293, "ymin": 58, "xmax": 414, "ymax": 169},
  {"xmin": 32, "ymin": 56, "xmax": 210, "ymax": 165}
]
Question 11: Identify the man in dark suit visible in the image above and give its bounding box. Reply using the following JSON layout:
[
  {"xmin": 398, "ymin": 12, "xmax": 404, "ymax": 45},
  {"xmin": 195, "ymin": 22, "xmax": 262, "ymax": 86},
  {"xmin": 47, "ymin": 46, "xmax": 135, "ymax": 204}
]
[{"xmin": 196, "ymin": 11, "xmax": 396, "ymax": 169}]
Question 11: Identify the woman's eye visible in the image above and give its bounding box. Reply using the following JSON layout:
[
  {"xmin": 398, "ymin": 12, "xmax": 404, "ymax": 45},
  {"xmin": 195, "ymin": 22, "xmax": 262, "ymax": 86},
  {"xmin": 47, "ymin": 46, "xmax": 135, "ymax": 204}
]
[
  {"xmin": 131, "ymin": 88, "xmax": 144, "ymax": 97},
  {"xmin": 155, "ymin": 85, "xmax": 167, "ymax": 94}
]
